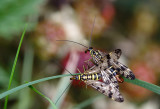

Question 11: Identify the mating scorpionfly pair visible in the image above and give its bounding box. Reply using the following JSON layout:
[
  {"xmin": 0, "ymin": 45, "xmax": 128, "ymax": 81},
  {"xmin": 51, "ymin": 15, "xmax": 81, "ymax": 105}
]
[
  {"xmin": 57, "ymin": 40, "xmax": 135, "ymax": 102},
  {"xmin": 57, "ymin": 17, "xmax": 135, "ymax": 102}
]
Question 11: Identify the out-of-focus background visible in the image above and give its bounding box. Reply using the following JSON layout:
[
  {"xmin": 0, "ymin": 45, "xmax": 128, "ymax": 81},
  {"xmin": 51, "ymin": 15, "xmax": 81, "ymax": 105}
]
[{"xmin": 0, "ymin": 0, "xmax": 160, "ymax": 109}]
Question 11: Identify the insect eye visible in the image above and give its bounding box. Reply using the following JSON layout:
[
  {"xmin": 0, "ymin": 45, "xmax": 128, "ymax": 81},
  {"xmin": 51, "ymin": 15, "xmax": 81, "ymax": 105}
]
[
  {"xmin": 93, "ymin": 51, "xmax": 96, "ymax": 55},
  {"xmin": 85, "ymin": 50, "xmax": 88, "ymax": 53},
  {"xmin": 89, "ymin": 47, "xmax": 93, "ymax": 49}
]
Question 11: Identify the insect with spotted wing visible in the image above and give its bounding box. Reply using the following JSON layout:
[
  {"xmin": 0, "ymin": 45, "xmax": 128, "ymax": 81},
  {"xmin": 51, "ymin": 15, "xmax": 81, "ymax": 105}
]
[
  {"xmin": 70, "ymin": 65, "xmax": 124, "ymax": 102},
  {"xmin": 55, "ymin": 62, "xmax": 124, "ymax": 103},
  {"xmin": 56, "ymin": 17, "xmax": 135, "ymax": 102},
  {"xmin": 56, "ymin": 40, "xmax": 135, "ymax": 82},
  {"xmin": 55, "ymin": 42, "xmax": 131, "ymax": 102},
  {"xmin": 85, "ymin": 48, "xmax": 135, "ymax": 81},
  {"xmin": 56, "ymin": 16, "xmax": 135, "ymax": 82}
]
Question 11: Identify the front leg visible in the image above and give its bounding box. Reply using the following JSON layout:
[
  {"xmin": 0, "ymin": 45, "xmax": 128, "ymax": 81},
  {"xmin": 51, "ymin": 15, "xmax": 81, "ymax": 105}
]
[{"xmin": 84, "ymin": 58, "xmax": 98, "ymax": 66}]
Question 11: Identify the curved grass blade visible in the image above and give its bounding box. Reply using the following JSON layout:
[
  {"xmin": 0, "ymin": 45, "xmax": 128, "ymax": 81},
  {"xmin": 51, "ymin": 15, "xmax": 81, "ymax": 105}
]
[
  {"xmin": 1, "ymin": 73, "xmax": 160, "ymax": 107},
  {"xmin": 124, "ymin": 78, "xmax": 160, "ymax": 94},
  {"xmin": 28, "ymin": 85, "xmax": 57, "ymax": 109},
  {"xmin": 0, "ymin": 73, "xmax": 79, "ymax": 99},
  {"xmin": 4, "ymin": 24, "xmax": 27, "ymax": 109}
]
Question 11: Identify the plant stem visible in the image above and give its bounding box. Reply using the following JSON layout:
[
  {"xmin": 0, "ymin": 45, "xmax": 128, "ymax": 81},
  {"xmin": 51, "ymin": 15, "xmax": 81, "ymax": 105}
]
[{"xmin": 4, "ymin": 24, "xmax": 27, "ymax": 109}]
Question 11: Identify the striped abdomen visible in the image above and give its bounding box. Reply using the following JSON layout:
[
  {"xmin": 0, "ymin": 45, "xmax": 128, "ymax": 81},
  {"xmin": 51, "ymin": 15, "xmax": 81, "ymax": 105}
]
[{"xmin": 70, "ymin": 73, "xmax": 102, "ymax": 81}]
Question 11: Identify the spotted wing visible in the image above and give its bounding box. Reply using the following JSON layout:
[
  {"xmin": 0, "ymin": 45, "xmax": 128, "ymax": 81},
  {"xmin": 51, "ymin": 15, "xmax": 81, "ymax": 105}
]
[
  {"xmin": 89, "ymin": 55, "xmax": 120, "ymax": 89},
  {"xmin": 96, "ymin": 49, "xmax": 121, "ymax": 60},
  {"xmin": 113, "ymin": 61, "xmax": 135, "ymax": 80},
  {"xmin": 85, "ymin": 80, "xmax": 124, "ymax": 102},
  {"xmin": 108, "ymin": 49, "xmax": 122, "ymax": 60},
  {"xmin": 97, "ymin": 50, "xmax": 107, "ymax": 57},
  {"xmin": 101, "ymin": 69, "xmax": 119, "ymax": 89},
  {"xmin": 108, "ymin": 49, "xmax": 135, "ymax": 80}
]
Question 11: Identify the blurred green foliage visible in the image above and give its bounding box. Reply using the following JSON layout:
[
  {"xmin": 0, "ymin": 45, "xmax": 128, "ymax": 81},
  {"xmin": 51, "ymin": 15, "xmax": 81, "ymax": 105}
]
[
  {"xmin": 0, "ymin": 66, "xmax": 17, "ymax": 93},
  {"xmin": 0, "ymin": 0, "xmax": 160, "ymax": 108},
  {"xmin": 0, "ymin": 0, "xmax": 43, "ymax": 39}
]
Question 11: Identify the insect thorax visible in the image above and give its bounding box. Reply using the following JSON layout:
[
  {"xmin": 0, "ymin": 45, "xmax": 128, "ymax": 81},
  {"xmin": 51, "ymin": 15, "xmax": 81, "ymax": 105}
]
[{"xmin": 90, "ymin": 49, "xmax": 103, "ymax": 64}]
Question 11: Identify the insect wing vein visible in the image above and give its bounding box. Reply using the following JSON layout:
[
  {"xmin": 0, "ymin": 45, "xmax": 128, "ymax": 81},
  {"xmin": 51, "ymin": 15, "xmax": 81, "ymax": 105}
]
[
  {"xmin": 101, "ymin": 70, "xmax": 119, "ymax": 89},
  {"xmin": 112, "ymin": 61, "xmax": 135, "ymax": 80},
  {"xmin": 85, "ymin": 80, "xmax": 124, "ymax": 102}
]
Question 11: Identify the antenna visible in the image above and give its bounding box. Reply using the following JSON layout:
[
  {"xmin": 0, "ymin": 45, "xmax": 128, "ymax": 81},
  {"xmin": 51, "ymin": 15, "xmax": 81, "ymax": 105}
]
[
  {"xmin": 56, "ymin": 16, "xmax": 96, "ymax": 50},
  {"xmin": 55, "ymin": 82, "xmax": 72, "ymax": 105},
  {"xmin": 54, "ymin": 60, "xmax": 74, "ymax": 76},
  {"xmin": 56, "ymin": 40, "xmax": 88, "ymax": 48},
  {"xmin": 53, "ymin": 61, "xmax": 81, "ymax": 105},
  {"xmin": 63, "ymin": 67, "xmax": 74, "ymax": 76},
  {"xmin": 89, "ymin": 16, "xmax": 96, "ymax": 48}
]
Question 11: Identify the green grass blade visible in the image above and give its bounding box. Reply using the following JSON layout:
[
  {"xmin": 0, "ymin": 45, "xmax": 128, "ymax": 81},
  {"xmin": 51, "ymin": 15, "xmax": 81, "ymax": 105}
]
[
  {"xmin": 124, "ymin": 78, "xmax": 160, "ymax": 94},
  {"xmin": 28, "ymin": 85, "xmax": 57, "ymax": 109},
  {"xmin": 1, "ymin": 75, "xmax": 160, "ymax": 100},
  {"xmin": 4, "ymin": 24, "xmax": 27, "ymax": 109},
  {"xmin": 1, "ymin": 68, "xmax": 160, "ymax": 108},
  {"xmin": 0, "ymin": 73, "xmax": 78, "ymax": 99}
]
